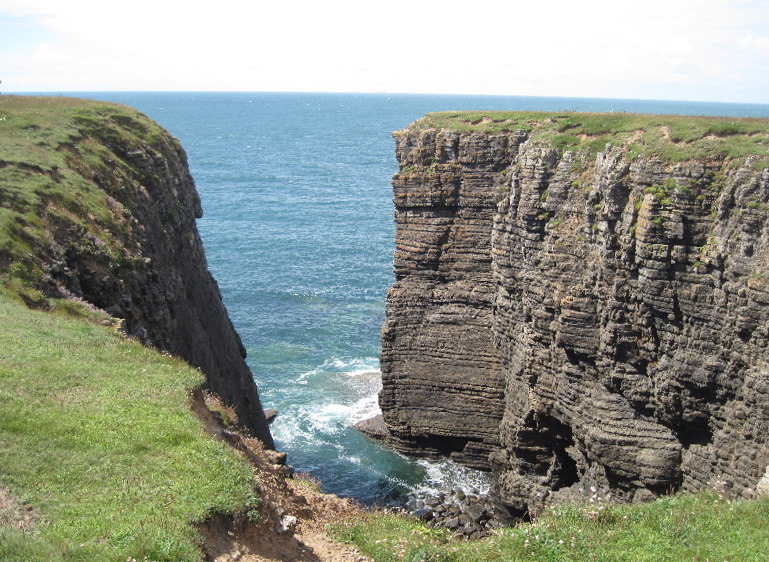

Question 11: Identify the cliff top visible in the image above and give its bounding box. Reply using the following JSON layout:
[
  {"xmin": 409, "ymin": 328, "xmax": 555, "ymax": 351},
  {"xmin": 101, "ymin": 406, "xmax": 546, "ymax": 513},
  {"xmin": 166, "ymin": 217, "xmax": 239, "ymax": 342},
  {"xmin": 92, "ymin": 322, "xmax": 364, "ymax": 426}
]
[
  {"xmin": 398, "ymin": 111, "xmax": 769, "ymax": 165},
  {"xmin": 0, "ymin": 95, "xmax": 182, "ymax": 309}
]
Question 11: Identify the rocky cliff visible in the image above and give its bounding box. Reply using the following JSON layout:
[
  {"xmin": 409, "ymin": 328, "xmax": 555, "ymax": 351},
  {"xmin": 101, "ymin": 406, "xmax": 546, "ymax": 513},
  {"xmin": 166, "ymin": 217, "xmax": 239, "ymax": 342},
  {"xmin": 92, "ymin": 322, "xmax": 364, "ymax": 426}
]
[
  {"xmin": 0, "ymin": 96, "xmax": 273, "ymax": 447},
  {"xmin": 379, "ymin": 111, "xmax": 769, "ymax": 515}
]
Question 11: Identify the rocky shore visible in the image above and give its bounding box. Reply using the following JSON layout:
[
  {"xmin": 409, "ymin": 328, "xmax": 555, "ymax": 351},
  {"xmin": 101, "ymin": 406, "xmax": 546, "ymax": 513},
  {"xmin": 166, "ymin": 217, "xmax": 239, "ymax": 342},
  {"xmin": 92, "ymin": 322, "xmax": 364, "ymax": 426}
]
[{"xmin": 408, "ymin": 487, "xmax": 515, "ymax": 539}]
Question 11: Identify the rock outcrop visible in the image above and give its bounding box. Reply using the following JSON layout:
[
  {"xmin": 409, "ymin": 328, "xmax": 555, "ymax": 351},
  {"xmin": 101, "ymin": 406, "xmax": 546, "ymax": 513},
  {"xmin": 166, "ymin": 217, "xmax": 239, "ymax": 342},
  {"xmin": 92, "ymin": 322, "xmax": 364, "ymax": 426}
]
[
  {"xmin": 0, "ymin": 97, "xmax": 273, "ymax": 447},
  {"xmin": 378, "ymin": 111, "xmax": 769, "ymax": 515}
]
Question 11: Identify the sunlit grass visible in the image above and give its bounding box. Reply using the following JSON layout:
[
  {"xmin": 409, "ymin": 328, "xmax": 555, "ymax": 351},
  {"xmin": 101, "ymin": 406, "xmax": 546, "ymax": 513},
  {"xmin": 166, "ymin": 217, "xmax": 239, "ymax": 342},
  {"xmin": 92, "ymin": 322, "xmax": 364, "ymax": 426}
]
[
  {"xmin": 401, "ymin": 111, "xmax": 769, "ymax": 166},
  {"xmin": 334, "ymin": 492, "xmax": 769, "ymax": 561},
  {"xmin": 0, "ymin": 293, "xmax": 255, "ymax": 561},
  {"xmin": 0, "ymin": 95, "xmax": 173, "ymax": 306}
]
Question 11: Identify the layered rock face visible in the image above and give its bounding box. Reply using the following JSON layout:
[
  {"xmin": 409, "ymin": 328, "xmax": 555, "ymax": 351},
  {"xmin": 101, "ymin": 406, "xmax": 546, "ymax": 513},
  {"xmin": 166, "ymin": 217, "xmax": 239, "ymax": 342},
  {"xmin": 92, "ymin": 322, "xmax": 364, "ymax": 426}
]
[
  {"xmin": 380, "ymin": 112, "xmax": 769, "ymax": 514},
  {"xmin": 0, "ymin": 98, "xmax": 273, "ymax": 447},
  {"xmin": 379, "ymin": 130, "xmax": 515, "ymax": 469}
]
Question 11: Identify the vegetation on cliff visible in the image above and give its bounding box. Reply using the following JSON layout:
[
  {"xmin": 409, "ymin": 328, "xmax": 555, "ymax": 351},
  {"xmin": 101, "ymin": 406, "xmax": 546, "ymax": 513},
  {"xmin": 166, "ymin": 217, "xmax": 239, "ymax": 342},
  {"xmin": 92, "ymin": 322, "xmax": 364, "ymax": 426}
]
[
  {"xmin": 0, "ymin": 97, "xmax": 269, "ymax": 560},
  {"xmin": 0, "ymin": 96, "xmax": 176, "ymax": 309},
  {"xmin": 379, "ymin": 111, "xmax": 769, "ymax": 558},
  {"xmin": 0, "ymin": 96, "xmax": 361, "ymax": 561},
  {"xmin": 5, "ymin": 98, "xmax": 769, "ymax": 560},
  {"xmin": 0, "ymin": 94, "xmax": 274, "ymax": 445},
  {"xmin": 0, "ymin": 293, "xmax": 257, "ymax": 560},
  {"xmin": 336, "ymin": 491, "xmax": 769, "ymax": 561},
  {"xmin": 400, "ymin": 111, "xmax": 769, "ymax": 164}
]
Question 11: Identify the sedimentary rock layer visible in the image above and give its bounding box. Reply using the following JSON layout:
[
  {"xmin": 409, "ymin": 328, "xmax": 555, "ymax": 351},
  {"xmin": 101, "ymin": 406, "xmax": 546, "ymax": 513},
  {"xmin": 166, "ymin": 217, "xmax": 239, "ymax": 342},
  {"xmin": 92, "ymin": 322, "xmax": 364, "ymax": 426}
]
[
  {"xmin": 379, "ymin": 111, "xmax": 769, "ymax": 514},
  {"xmin": 0, "ymin": 97, "xmax": 273, "ymax": 447}
]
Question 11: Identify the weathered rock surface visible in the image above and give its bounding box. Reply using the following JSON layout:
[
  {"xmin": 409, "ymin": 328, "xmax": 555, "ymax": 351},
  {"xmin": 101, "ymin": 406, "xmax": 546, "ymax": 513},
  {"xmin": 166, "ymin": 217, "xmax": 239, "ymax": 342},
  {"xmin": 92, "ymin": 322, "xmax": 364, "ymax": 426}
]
[
  {"xmin": 378, "ymin": 130, "xmax": 514, "ymax": 469},
  {"xmin": 408, "ymin": 487, "xmax": 515, "ymax": 539},
  {"xmin": 0, "ymin": 98, "xmax": 273, "ymax": 447},
  {"xmin": 378, "ymin": 112, "xmax": 769, "ymax": 515}
]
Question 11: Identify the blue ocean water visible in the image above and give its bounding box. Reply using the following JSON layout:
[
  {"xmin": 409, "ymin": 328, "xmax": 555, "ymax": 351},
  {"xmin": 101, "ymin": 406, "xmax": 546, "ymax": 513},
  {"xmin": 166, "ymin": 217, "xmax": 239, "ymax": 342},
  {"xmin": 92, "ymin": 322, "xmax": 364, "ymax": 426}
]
[{"xmin": 49, "ymin": 92, "xmax": 769, "ymax": 504}]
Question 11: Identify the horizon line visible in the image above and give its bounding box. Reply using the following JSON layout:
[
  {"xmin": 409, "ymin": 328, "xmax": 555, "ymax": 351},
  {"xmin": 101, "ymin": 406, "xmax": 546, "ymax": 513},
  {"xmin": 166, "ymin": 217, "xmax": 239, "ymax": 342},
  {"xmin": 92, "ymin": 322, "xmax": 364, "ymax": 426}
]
[{"xmin": 3, "ymin": 90, "xmax": 769, "ymax": 108}]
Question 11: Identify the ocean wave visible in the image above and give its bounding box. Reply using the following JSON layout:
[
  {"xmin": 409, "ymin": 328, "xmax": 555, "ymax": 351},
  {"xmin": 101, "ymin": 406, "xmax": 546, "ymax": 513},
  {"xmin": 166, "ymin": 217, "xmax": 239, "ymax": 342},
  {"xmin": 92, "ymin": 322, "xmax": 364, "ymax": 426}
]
[
  {"xmin": 410, "ymin": 458, "xmax": 494, "ymax": 498},
  {"xmin": 324, "ymin": 356, "xmax": 380, "ymax": 372},
  {"xmin": 296, "ymin": 356, "xmax": 380, "ymax": 382},
  {"xmin": 268, "ymin": 353, "xmax": 490, "ymax": 505},
  {"xmin": 273, "ymin": 356, "xmax": 381, "ymax": 440}
]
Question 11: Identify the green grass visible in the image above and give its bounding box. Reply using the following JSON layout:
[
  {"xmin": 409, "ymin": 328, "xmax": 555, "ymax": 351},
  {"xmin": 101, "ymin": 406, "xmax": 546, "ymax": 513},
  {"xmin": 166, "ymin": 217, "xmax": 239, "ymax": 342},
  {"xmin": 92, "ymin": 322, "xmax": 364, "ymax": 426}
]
[
  {"xmin": 0, "ymin": 293, "xmax": 255, "ymax": 561},
  {"xmin": 400, "ymin": 111, "xmax": 769, "ymax": 165},
  {"xmin": 0, "ymin": 96, "xmax": 176, "ymax": 305},
  {"xmin": 334, "ymin": 492, "xmax": 769, "ymax": 561}
]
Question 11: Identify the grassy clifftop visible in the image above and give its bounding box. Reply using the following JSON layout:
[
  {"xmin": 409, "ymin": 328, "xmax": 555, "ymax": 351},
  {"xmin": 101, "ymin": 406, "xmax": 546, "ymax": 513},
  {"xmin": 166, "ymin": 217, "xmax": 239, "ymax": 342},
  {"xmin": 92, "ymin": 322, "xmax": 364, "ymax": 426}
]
[
  {"xmin": 0, "ymin": 96, "xmax": 181, "ymax": 309},
  {"xmin": 0, "ymin": 292, "xmax": 257, "ymax": 561},
  {"xmin": 4, "ymin": 98, "xmax": 769, "ymax": 560},
  {"xmin": 0, "ymin": 97, "xmax": 259, "ymax": 560},
  {"xmin": 400, "ymin": 111, "xmax": 769, "ymax": 164},
  {"xmin": 1, "ymin": 95, "xmax": 275, "ymax": 447},
  {"xmin": 335, "ymin": 491, "xmax": 769, "ymax": 560}
]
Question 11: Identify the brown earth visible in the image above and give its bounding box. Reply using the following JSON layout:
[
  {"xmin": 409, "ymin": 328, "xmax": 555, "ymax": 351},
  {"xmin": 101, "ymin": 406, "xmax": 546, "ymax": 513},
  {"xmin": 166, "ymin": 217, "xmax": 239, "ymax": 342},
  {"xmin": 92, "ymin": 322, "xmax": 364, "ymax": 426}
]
[
  {"xmin": 0, "ymin": 487, "xmax": 37, "ymax": 533},
  {"xmin": 193, "ymin": 390, "xmax": 372, "ymax": 562}
]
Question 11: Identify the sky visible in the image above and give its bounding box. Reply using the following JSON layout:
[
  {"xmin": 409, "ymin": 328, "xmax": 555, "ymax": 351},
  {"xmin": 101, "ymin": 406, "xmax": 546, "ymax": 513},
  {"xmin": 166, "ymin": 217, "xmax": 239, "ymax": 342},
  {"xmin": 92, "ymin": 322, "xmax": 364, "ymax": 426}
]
[{"xmin": 1, "ymin": 0, "xmax": 768, "ymax": 104}]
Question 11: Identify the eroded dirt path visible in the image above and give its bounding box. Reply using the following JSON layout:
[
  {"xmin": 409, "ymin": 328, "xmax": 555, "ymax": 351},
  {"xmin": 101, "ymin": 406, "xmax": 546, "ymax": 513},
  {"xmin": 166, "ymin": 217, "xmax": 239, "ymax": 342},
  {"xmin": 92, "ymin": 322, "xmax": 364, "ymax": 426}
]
[{"xmin": 194, "ymin": 390, "xmax": 372, "ymax": 561}]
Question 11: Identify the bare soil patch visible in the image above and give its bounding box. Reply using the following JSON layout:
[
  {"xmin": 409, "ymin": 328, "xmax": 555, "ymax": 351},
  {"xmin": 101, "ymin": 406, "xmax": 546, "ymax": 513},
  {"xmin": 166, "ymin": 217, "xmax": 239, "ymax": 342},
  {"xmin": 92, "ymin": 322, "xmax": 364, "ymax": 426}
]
[
  {"xmin": 192, "ymin": 390, "xmax": 371, "ymax": 561},
  {"xmin": 0, "ymin": 486, "xmax": 37, "ymax": 532}
]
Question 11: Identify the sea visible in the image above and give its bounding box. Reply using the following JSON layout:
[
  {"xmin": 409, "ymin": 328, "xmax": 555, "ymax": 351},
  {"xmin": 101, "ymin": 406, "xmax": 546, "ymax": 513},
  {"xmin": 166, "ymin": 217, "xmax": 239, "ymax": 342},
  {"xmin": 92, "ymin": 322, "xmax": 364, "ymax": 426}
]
[{"xmin": 33, "ymin": 91, "xmax": 769, "ymax": 506}]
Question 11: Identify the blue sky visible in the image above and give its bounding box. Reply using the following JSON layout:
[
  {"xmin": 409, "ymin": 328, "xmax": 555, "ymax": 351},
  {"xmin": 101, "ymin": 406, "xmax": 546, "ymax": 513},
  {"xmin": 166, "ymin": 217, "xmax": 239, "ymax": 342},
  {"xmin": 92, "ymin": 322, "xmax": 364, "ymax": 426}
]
[{"xmin": 1, "ymin": 0, "xmax": 768, "ymax": 103}]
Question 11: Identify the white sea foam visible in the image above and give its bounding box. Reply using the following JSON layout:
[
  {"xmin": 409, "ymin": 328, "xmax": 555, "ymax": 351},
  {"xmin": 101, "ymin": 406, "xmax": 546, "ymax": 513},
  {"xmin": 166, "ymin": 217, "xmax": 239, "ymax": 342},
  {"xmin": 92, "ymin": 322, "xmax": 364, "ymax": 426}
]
[
  {"xmin": 274, "ymin": 357, "xmax": 382, "ymax": 444},
  {"xmin": 270, "ymin": 410, "xmax": 318, "ymax": 446},
  {"xmin": 272, "ymin": 354, "xmax": 494, "ymax": 504},
  {"xmin": 326, "ymin": 357, "xmax": 380, "ymax": 373},
  {"xmin": 296, "ymin": 366, "xmax": 321, "ymax": 384},
  {"xmin": 297, "ymin": 357, "xmax": 379, "ymax": 383},
  {"xmin": 345, "ymin": 367, "xmax": 380, "ymax": 378},
  {"xmin": 349, "ymin": 392, "xmax": 382, "ymax": 424},
  {"xmin": 410, "ymin": 458, "xmax": 494, "ymax": 498}
]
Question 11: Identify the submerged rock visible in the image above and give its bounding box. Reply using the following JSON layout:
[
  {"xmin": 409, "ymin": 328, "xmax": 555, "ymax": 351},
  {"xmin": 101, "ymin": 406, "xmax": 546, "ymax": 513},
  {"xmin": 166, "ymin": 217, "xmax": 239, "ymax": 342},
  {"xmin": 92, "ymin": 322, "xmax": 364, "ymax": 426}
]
[
  {"xmin": 264, "ymin": 409, "xmax": 279, "ymax": 425},
  {"xmin": 354, "ymin": 414, "xmax": 391, "ymax": 442}
]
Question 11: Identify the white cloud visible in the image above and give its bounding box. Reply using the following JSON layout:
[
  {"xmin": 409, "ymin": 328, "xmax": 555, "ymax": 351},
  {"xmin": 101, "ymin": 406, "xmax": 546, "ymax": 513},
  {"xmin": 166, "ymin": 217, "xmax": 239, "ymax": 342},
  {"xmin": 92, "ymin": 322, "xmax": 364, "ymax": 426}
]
[
  {"xmin": 740, "ymin": 33, "xmax": 769, "ymax": 57},
  {"xmin": 1, "ymin": 0, "xmax": 768, "ymax": 103}
]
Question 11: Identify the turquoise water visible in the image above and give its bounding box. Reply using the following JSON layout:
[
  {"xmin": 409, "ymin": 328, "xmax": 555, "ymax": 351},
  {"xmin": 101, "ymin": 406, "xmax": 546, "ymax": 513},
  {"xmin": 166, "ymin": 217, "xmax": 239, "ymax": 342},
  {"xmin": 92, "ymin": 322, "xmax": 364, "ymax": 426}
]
[{"xmin": 52, "ymin": 92, "xmax": 769, "ymax": 504}]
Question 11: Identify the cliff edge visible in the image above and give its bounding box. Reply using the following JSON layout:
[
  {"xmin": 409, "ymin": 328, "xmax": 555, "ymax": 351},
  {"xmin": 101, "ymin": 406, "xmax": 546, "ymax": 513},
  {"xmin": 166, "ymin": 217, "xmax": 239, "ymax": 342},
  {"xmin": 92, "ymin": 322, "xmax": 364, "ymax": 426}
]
[
  {"xmin": 379, "ymin": 111, "xmax": 769, "ymax": 515},
  {"xmin": 0, "ymin": 96, "xmax": 273, "ymax": 447}
]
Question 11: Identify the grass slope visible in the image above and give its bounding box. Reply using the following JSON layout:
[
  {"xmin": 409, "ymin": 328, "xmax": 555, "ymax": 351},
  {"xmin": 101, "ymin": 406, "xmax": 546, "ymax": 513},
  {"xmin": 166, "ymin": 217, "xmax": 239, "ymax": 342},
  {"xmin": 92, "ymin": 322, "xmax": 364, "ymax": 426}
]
[
  {"xmin": 402, "ymin": 111, "xmax": 769, "ymax": 165},
  {"xmin": 335, "ymin": 492, "xmax": 769, "ymax": 561},
  {"xmin": 0, "ymin": 293, "xmax": 255, "ymax": 561},
  {"xmin": 5, "ymin": 96, "xmax": 769, "ymax": 561}
]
